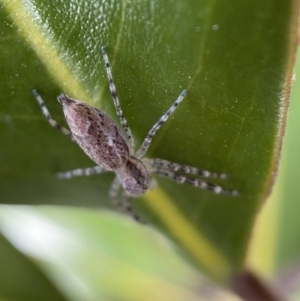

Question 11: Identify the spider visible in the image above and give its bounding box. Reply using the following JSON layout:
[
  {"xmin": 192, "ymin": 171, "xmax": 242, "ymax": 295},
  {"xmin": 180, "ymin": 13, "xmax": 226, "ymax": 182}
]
[{"xmin": 33, "ymin": 46, "xmax": 238, "ymax": 221}]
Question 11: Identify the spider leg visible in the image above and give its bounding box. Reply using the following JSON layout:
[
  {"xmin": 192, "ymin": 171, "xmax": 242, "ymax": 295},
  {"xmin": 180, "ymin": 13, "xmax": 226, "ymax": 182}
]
[
  {"xmin": 143, "ymin": 158, "xmax": 229, "ymax": 179},
  {"xmin": 153, "ymin": 168, "xmax": 239, "ymax": 196},
  {"xmin": 135, "ymin": 90, "xmax": 187, "ymax": 159},
  {"xmin": 120, "ymin": 192, "xmax": 141, "ymax": 222},
  {"xmin": 109, "ymin": 176, "xmax": 123, "ymax": 208},
  {"xmin": 32, "ymin": 89, "xmax": 74, "ymax": 141},
  {"xmin": 57, "ymin": 166, "xmax": 107, "ymax": 179},
  {"xmin": 101, "ymin": 47, "xmax": 135, "ymax": 154},
  {"xmin": 109, "ymin": 176, "xmax": 141, "ymax": 221}
]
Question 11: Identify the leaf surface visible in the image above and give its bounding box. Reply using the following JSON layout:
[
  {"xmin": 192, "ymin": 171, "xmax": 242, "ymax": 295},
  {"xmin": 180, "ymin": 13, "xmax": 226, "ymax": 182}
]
[
  {"xmin": 0, "ymin": 233, "xmax": 70, "ymax": 301},
  {"xmin": 0, "ymin": 0, "xmax": 298, "ymax": 284}
]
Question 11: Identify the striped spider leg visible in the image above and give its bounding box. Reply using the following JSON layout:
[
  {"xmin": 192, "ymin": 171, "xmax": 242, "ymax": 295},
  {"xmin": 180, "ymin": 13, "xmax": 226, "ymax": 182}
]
[
  {"xmin": 143, "ymin": 158, "xmax": 239, "ymax": 196},
  {"xmin": 33, "ymin": 46, "xmax": 238, "ymax": 222}
]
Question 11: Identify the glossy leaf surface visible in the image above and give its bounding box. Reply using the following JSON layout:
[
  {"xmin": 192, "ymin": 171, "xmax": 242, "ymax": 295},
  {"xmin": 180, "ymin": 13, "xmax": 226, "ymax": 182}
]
[{"xmin": 0, "ymin": 0, "xmax": 298, "ymax": 285}]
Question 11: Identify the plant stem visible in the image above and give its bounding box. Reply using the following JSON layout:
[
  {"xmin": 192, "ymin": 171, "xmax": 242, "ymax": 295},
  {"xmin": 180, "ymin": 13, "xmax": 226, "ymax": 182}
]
[{"xmin": 231, "ymin": 270, "xmax": 284, "ymax": 301}]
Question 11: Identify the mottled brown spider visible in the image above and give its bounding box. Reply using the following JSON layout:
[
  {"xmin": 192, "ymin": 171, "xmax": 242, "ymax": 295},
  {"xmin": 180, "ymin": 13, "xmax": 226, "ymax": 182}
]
[{"xmin": 33, "ymin": 46, "xmax": 238, "ymax": 221}]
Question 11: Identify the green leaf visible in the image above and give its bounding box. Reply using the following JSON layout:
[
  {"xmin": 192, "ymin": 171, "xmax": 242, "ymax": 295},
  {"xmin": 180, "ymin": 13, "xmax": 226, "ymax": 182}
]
[
  {"xmin": 276, "ymin": 47, "xmax": 300, "ymax": 270},
  {"xmin": 252, "ymin": 47, "xmax": 300, "ymax": 273},
  {"xmin": 0, "ymin": 206, "xmax": 219, "ymax": 301},
  {"xmin": 247, "ymin": 48, "xmax": 300, "ymax": 300},
  {"xmin": 0, "ymin": 0, "xmax": 298, "ymax": 288},
  {"xmin": 0, "ymin": 233, "xmax": 70, "ymax": 301}
]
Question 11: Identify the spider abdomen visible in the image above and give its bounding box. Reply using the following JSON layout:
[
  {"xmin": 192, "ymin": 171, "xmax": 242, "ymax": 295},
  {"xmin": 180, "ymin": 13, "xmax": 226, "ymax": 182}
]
[{"xmin": 58, "ymin": 94, "xmax": 129, "ymax": 170}]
